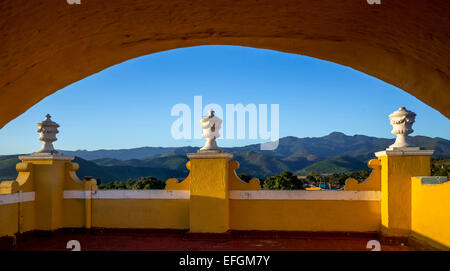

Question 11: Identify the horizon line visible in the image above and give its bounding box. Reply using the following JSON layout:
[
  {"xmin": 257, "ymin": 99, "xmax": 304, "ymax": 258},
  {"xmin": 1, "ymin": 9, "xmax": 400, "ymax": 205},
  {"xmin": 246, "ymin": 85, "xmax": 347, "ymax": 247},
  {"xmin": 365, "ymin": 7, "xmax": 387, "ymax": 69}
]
[{"xmin": 2, "ymin": 132, "xmax": 446, "ymax": 156}]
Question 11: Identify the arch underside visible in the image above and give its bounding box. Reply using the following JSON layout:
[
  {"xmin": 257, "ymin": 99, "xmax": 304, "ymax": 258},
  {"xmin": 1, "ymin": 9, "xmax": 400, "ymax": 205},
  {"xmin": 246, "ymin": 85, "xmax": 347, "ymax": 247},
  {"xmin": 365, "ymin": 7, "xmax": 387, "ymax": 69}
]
[{"xmin": 0, "ymin": 0, "xmax": 449, "ymax": 129}]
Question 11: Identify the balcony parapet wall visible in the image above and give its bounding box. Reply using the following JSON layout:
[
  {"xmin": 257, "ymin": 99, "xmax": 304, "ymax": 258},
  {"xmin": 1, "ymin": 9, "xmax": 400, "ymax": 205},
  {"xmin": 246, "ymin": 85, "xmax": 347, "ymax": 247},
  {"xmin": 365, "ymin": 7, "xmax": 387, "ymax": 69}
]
[
  {"xmin": 2, "ymin": 147, "xmax": 449, "ymax": 251},
  {"xmin": 345, "ymin": 159, "xmax": 381, "ymax": 191},
  {"xmin": 410, "ymin": 176, "xmax": 450, "ymax": 250}
]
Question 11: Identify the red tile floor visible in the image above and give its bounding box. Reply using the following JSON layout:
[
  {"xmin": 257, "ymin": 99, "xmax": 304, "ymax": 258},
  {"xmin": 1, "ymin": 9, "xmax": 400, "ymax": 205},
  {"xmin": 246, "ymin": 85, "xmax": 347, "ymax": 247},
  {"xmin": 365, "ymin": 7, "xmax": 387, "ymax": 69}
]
[{"xmin": 12, "ymin": 230, "xmax": 414, "ymax": 251}]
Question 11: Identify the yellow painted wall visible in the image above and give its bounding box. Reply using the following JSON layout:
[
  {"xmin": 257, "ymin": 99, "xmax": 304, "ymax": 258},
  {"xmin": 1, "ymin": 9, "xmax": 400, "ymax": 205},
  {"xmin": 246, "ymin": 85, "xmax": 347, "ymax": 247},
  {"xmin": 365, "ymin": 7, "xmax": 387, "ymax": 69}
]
[
  {"xmin": 0, "ymin": 198, "xmax": 35, "ymax": 237},
  {"xmin": 63, "ymin": 199, "xmax": 86, "ymax": 228},
  {"xmin": 189, "ymin": 156, "xmax": 231, "ymax": 233},
  {"xmin": 92, "ymin": 199, "xmax": 189, "ymax": 229},
  {"xmin": 4, "ymin": 153, "xmax": 450, "ymax": 251},
  {"xmin": 230, "ymin": 200, "xmax": 381, "ymax": 232},
  {"xmin": 20, "ymin": 159, "xmax": 66, "ymax": 231},
  {"xmin": 19, "ymin": 201, "xmax": 35, "ymax": 233},
  {"xmin": 165, "ymin": 161, "xmax": 191, "ymax": 190},
  {"xmin": 380, "ymin": 156, "xmax": 389, "ymax": 233},
  {"xmin": 0, "ymin": 195, "xmax": 385, "ymax": 238},
  {"xmin": 379, "ymin": 155, "xmax": 430, "ymax": 236},
  {"xmin": 411, "ymin": 177, "xmax": 450, "ymax": 250},
  {"xmin": 345, "ymin": 159, "xmax": 381, "ymax": 191},
  {"xmin": 228, "ymin": 160, "xmax": 261, "ymax": 190},
  {"xmin": 0, "ymin": 203, "xmax": 18, "ymax": 237},
  {"xmin": 61, "ymin": 197, "xmax": 380, "ymax": 232}
]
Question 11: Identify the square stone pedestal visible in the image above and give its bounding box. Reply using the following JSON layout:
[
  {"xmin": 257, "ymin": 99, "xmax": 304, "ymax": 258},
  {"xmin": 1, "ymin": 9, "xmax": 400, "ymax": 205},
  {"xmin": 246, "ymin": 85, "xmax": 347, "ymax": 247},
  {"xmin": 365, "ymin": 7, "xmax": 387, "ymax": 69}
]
[
  {"xmin": 18, "ymin": 154, "xmax": 74, "ymax": 231},
  {"xmin": 187, "ymin": 152, "xmax": 233, "ymax": 233},
  {"xmin": 375, "ymin": 147, "xmax": 434, "ymax": 237}
]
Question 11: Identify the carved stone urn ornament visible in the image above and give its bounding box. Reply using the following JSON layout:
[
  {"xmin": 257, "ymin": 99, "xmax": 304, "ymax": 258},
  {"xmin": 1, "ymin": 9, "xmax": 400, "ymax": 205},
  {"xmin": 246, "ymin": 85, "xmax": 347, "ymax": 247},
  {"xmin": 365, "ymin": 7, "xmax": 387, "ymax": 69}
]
[
  {"xmin": 18, "ymin": 114, "xmax": 74, "ymax": 161},
  {"xmin": 388, "ymin": 107, "xmax": 416, "ymax": 149},
  {"xmin": 35, "ymin": 114, "xmax": 60, "ymax": 155},
  {"xmin": 374, "ymin": 107, "xmax": 434, "ymax": 157},
  {"xmin": 199, "ymin": 109, "xmax": 222, "ymax": 153}
]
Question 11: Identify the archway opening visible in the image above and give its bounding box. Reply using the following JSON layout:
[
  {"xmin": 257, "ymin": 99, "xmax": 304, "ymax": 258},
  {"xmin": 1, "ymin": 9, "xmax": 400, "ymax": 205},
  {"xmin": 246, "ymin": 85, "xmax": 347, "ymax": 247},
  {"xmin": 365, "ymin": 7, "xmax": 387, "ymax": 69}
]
[
  {"xmin": 1, "ymin": 1, "xmax": 449, "ymax": 130},
  {"xmin": 1, "ymin": 45, "xmax": 448, "ymax": 186}
]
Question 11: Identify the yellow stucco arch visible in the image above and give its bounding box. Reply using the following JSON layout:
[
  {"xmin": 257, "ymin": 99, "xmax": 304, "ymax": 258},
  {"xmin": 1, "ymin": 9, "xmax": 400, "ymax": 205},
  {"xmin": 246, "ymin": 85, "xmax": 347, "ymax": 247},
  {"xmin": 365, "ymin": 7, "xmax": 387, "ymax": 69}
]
[{"xmin": 0, "ymin": 0, "xmax": 449, "ymax": 129}]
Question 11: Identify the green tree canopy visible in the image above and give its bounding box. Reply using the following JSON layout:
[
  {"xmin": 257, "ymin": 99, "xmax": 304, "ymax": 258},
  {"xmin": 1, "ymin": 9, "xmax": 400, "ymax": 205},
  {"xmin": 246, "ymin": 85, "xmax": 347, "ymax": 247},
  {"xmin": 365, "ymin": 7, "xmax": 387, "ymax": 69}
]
[
  {"xmin": 238, "ymin": 173, "xmax": 253, "ymax": 182},
  {"xmin": 98, "ymin": 176, "xmax": 165, "ymax": 190},
  {"xmin": 263, "ymin": 171, "xmax": 305, "ymax": 190}
]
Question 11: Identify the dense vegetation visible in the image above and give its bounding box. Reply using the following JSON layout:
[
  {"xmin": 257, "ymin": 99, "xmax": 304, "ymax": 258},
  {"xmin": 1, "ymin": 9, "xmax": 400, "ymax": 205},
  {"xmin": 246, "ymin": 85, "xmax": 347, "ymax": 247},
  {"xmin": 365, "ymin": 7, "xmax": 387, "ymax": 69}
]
[
  {"xmin": 262, "ymin": 171, "xmax": 305, "ymax": 190},
  {"xmin": 98, "ymin": 176, "xmax": 165, "ymax": 190},
  {"xmin": 98, "ymin": 170, "xmax": 372, "ymax": 190},
  {"xmin": 431, "ymin": 158, "xmax": 450, "ymax": 178},
  {"xmin": 260, "ymin": 170, "xmax": 370, "ymax": 190}
]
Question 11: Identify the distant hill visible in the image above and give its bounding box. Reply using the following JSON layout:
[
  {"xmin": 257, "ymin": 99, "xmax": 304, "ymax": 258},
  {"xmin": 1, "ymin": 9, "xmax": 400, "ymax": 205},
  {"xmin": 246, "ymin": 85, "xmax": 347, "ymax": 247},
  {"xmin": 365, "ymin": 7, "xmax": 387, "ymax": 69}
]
[
  {"xmin": 295, "ymin": 155, "xmax": 368, "ymax": 175},
  {"xmin": 92, "ymin": 152, "xmax": 300, "ymax": 179},
  {"xmin": 232, "ymin": 151, "xmax": 293, "ymax": 178},
  {"xmin": 0, "ymin": 155, "xmax": 187, "ymax": 183},
  {"xmin": 59, "ymin": 132, "xmax": 450, "ymax": 162},
  {"xmin": 73, "ymin": 157, "xmax": 187, "ymax": 183},
  {"xmin": 93, "ymin": 155, "xmax": 189, "ymax": 171},
  {"xmin": 60, "ymin": 146, "xmax": 198, "ymax": 161},
  {"xmin": 1, "ymin": 132, "xmax": 449, "ymax": 183},
  {"xmin": 0, "ymin": 155, "xmax": 22, "ymax": 180}
]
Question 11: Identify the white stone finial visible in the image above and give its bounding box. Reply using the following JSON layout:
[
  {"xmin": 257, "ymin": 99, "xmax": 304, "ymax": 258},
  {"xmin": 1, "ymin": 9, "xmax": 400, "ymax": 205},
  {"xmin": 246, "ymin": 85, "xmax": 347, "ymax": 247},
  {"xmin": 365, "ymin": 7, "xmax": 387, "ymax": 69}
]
[
  {"xmin": 18, "ymin": 114, "xmax": 74, "ymax": 161},
  {"xmin": 36, "ymin": 114, "xmax": 60, "ymax": 154},
  {"xmin": 199, "ymin": 109, "xmax": 222, "ymax": 152},
  {"xmin": 374, "ymin": 107, "xmax": 434, "ymax": 157},
  {"xmin": 388, "ymin": 107, "xmax": 416, "ymax": 149}
]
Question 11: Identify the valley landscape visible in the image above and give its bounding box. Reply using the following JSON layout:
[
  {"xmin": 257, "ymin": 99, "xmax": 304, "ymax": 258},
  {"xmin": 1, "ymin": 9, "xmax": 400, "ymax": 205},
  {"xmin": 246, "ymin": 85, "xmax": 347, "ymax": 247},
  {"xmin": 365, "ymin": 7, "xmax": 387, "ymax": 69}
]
[{"xmin": 1, "ymin": 132, "xmax": 449, "ymax": 184}]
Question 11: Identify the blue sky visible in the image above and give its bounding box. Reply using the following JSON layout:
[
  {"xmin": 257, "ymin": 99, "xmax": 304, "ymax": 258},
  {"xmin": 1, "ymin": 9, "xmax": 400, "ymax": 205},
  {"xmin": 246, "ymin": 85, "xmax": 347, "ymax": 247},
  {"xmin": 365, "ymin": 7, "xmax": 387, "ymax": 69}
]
[{"xmin": 0, "ymin": 45, "xmax": 448, "ymax": 155}]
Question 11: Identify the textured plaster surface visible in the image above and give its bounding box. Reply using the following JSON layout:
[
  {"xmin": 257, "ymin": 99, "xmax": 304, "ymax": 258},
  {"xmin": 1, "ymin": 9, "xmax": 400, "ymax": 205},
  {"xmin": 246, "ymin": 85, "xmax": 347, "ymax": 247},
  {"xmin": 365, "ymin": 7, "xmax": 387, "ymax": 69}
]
[{"xmin": 0, "ymin": 0, "xmax": 449, "ymax": 128}]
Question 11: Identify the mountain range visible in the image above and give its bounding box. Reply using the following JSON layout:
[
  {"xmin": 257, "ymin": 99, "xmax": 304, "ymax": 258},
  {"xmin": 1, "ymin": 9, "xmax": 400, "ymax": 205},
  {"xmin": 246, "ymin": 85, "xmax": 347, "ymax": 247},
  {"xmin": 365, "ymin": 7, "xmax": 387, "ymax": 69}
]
[{"xmin": 1, "ymin": 132, "xmax": 449, "ymax": 183}]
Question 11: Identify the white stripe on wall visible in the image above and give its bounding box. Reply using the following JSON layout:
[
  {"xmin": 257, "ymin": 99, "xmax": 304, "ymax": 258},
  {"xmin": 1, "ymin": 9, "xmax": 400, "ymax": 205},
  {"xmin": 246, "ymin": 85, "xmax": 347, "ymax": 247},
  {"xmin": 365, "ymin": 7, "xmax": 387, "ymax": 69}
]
[
  {"xmin": 0, "ymin": 192, "xmax": 35, "ymax": 205},
  {"xmin": 0, "ymin": 190, "xmax": 380, "ymax": 204},
  {"xmin": 64, "ymin": 190, "xmax": 190, "ymax": 200},
  {"xmin": 64, "ymin": 190, "xmax": 380, "ymax": 201},
  {"xmin": 229, "ymin": 190, "xmax": 381, "ymax": 201},
  {"xmin": 63, "ymin": 190, "xmax": 91, "ymax": 199}
]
